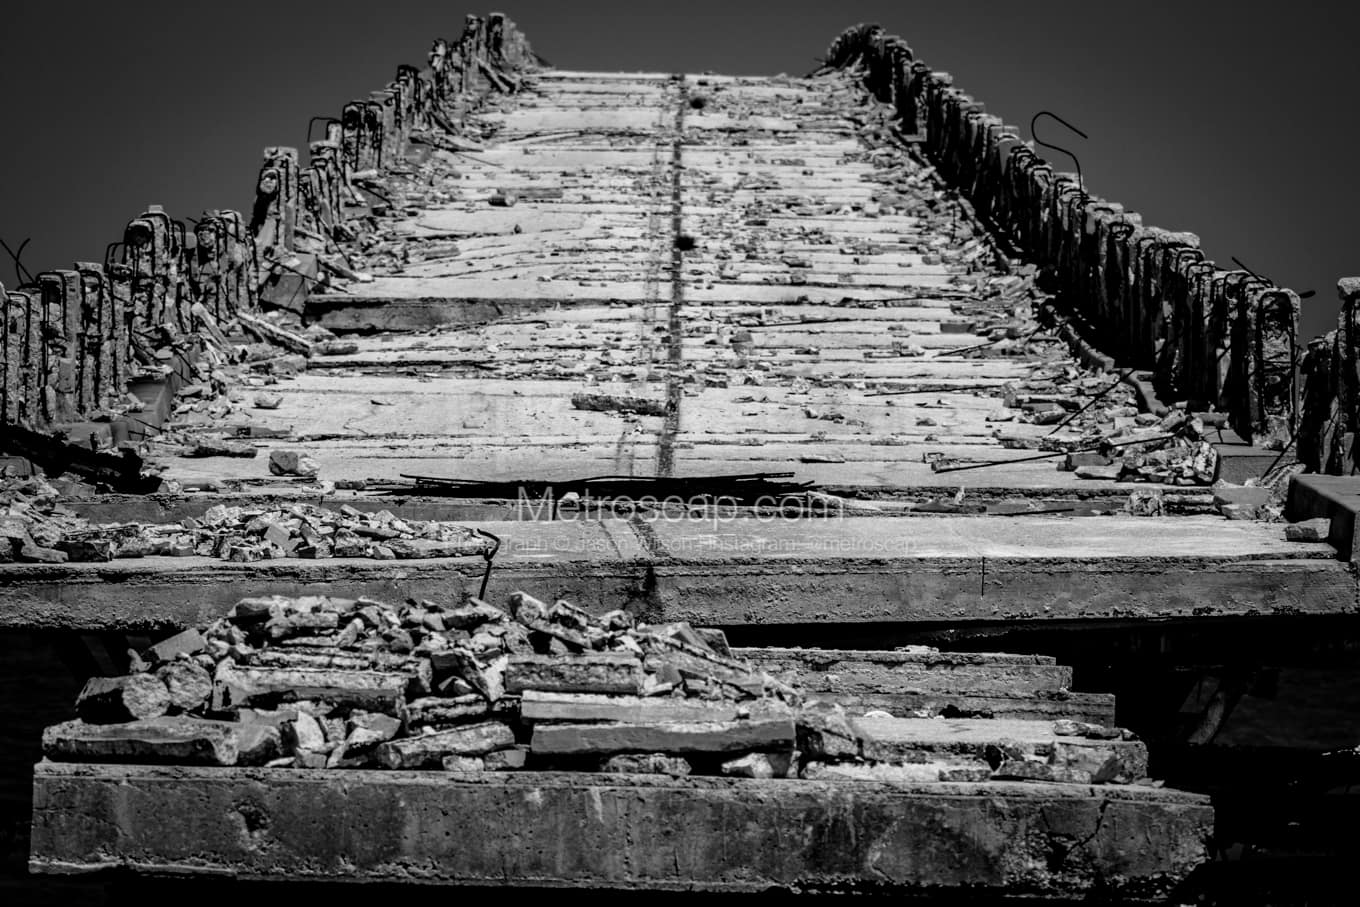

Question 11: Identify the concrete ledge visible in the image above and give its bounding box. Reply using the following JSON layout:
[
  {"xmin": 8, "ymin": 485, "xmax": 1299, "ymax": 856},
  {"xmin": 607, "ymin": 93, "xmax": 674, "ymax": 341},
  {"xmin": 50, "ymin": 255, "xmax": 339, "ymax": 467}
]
[
  {"xmin": 1287, "ymin": 474, "xmax": 1360, "ymax": 561},
  {"xmin": 30, "ymin": 764, "xmax": 1213, "ymax": 897},
  {"xmin": 0, "ymin": 517, "xmax": 1351, "ymax": 631}
]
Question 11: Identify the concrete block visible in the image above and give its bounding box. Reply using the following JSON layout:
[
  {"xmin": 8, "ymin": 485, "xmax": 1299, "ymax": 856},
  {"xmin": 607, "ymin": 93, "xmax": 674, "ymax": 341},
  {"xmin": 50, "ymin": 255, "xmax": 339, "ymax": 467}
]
[
  {"xmin": 29, "ymin": 765, "xmax": 1214, "ymax": 897},
  {"xmin": 531, "ymin": 717, "xmax": 795, "ymax": 756},
  {"xmin": 42, "ymin": 717, "xmax": 241, "ymax": 765},
  {"xmin": 506, "ymin": 653, "xmax": 643, "ymax": 695},
  {"xmin": 376, "ymin": 720, "xmax": 515, "ymax": 768}
]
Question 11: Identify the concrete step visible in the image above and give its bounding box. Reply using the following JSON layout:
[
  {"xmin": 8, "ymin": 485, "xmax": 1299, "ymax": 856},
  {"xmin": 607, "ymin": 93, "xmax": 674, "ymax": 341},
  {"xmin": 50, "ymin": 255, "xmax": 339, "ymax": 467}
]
[{"xmin": 29, "ymin": 763, "xmax": 1212, "ymax": 897}]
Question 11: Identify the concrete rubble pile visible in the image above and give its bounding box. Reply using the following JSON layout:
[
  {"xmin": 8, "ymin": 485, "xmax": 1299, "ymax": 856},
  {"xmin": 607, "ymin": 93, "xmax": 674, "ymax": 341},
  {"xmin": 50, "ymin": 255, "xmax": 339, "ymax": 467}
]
[
  {"xmin": 0, "ymin": 475, "xmax": 489, "ymax": 563},
  {"xmin": 43, "ymin": 590, "xmax": 1152, "ymax": 786}
]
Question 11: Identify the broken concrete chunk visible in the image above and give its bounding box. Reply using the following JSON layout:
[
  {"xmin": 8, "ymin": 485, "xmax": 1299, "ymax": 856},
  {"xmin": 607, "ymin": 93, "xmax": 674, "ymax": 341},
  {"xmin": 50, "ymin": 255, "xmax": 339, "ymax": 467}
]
[
  {"xmin": 1285, "ymin": 518, "xmax": 1330, "ymax": 542},
  {"xmin": 143, "ymin": 628, "xmax": 207, "ymax": 665},
  {"xmin": 212, "ymin": 662, "xmax": 407, "ymax": 713},
  {"xmin": 76, "ymin": 674, "xmax": 172, "ymax": 724},
  {"xmin": 441, "ymin": 755, "xmax": 486, "ymax": 771},
  {"xmin": 993, "ymin": 759, "xmax": 1093, "ymax": 784},
  {"xmin": 570, "ymin": 391, "xmax": 666, "ymax": 417},
  {"xmin": 405, "ymin": 694, "xmax": 490, "ymax": 727},
  {"xmin": 269, "ymin": 450, "xmax": 320, "ymax": 477},
  {"xmin": 601, "ymin": 753, "xmax": 692, "ymax": 776},
  {"xmin": 519, "ymin": 691, "xmax": 742, "ymax": 724},
  {"xmin": 506, "ymin": 653, "xmax": 643, "ymax": 695},
  {"xmin": 1052, "ymin": 719, "xmax": 1123, "ymax": 740},
  {"xmin": 156, "ymin": 660, "xmax": 213, "ymax": 712},
  {"xmin": 721, "ymin": 751, "xmax": 793, "ymax": 779},
  {"xmin": 531, "ymin": 717, "xmax": 795, "ymax": 757},
  {"xmin": 345, "ymin": 711, "xmax": 401, "ymax": 750},
  {"xmin": 484, "ymin": 745, "xmax": 529, "ymax": 771},
  {"xmin": 42, "ymin": 717, "xmax": 240, "ymax": 766},
  {"xmin": 284, "ymin": 711, "xmax": 327, "ymax": 754},
  {"xmin": 376, "ymin": 720, "xmax": 515, "ymax": 768},
  {"xmin": 235, "ymin": 722, "xmax": 282, "ymax": 766},
  {"xmin": 1053, "ymin": 738, "xmax": 1149, "ymax": 784}
]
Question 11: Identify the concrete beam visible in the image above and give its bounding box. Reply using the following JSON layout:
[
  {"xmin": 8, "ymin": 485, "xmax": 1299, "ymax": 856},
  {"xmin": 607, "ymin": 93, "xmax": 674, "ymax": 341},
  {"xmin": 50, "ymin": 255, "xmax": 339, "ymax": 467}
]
[
  {"xmin": 0, "ymin": 517, "xmax": 1350, "ymax": 632},
  {"xmin": 30, "ymin": 764, "xmax": 1213, "ymax": 897}
]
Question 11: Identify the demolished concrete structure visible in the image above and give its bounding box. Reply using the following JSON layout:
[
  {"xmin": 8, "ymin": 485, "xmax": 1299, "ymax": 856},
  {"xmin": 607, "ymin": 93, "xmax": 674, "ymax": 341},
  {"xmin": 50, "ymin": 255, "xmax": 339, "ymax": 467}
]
[{"xmin": 2, "ymin": 11, "xmax": 1358, "ymax": 904}]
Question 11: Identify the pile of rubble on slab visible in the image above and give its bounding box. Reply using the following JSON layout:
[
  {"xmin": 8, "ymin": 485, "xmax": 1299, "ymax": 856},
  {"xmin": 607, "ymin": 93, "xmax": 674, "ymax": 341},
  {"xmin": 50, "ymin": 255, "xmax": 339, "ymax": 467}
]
[
  {"xmin": 0, "ymin": 476, "xmax": 489, "ymax": 563},
  {"xmin": 42, "ymin": 591, "xmax": 1152, "ymax": 784}
]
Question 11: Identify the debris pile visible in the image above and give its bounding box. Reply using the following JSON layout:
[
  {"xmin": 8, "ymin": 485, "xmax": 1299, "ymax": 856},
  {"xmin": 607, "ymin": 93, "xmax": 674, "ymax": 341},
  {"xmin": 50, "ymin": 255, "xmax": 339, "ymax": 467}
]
[
  {"xmin": 42, "ymin": 591, "xmax": 1152, "ymax": 785},
  {"xmin": 0, "ymin": 478, "xmax": 489, "ymax": 563}
]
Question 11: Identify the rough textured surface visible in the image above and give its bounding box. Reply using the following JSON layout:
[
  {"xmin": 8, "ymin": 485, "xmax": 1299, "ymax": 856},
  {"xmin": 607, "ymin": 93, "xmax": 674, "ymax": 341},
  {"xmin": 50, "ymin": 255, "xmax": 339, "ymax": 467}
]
[
  {"xmin": 30, "ymin": 764, "xmax": 1213, "ymax": 897},
  {"xmin": 0, "ymin": 516, "xmax": 1348, "ymax": 631}
]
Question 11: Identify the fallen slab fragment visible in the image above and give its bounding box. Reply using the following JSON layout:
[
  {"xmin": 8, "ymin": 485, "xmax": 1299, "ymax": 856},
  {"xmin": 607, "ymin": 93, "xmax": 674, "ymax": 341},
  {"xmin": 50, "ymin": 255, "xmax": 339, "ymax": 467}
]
[
  {"xmin": 505, "ymin": 653, "xmax": 644, "ymax": 695},
  {"xmin": 741, "ymin": 646, "xmax": 1074, "ymax": 695},
  {"xmin": 212, "ymin": 662, "xmax": 408, "ymax": 713},
  {"xmin": 42, "ymin": 717, "xmax": 241, "ymax": 766},
  {"xmin": 375, "ymin": 720, "xmax": 516, "ymax": 768},
  {"xmin": 75, "ymin": 674, "xmax": 171, "ymax": 724},
  {"xmin": 853, "ymin": 716, "xmax": 1149, "ymax": 782},
  {"xmin": 520, "ymin": 691, "xmax": 743, "ymax": 724},
  {"xmin": 29, "ymin": 764, "xmax": 1213, "ymax": 898},
  {"xmin": 531, "ymin": 717, "xmax": 795, "ymax": 756}
]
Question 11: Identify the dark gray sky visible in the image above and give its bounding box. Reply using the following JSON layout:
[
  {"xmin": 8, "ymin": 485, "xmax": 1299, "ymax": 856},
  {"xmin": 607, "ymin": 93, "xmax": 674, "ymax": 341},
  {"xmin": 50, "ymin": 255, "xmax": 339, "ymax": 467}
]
[{"xmin": 1, "ymin": 1, "xmax": 1354, "ymax": 339}]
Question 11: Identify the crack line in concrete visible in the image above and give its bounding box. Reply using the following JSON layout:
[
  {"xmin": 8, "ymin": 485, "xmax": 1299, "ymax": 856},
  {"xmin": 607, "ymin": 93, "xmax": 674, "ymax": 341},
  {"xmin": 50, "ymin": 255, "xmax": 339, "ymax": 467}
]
[{"xmin": 656, "ymin": 76, "xmax": 687, "ymax": 478}]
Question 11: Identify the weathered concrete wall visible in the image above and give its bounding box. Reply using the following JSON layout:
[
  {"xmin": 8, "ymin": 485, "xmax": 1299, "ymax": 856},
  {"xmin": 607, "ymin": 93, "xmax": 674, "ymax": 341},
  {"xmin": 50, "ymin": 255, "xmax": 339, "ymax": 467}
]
[
  {"xmin": 30, "ymin": 764, "xmax": 1213, "ymax": 898},
  {"xmin": 821, "ymin": 24, "xmax": 1301, "ymax": 449}
]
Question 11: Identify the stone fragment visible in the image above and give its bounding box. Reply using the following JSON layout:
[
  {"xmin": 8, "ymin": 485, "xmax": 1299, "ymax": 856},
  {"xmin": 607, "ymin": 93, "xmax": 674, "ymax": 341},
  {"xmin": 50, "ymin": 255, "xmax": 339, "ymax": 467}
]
[
  {"xmin": 156, "ymin": 660, "xmax": 213, "ymax": 712},
  {"xmin": 1052, "ymin": 719, "xmax": 1122, "ymax": 739},
  {"xmin": 235, "ymin": 721, "xmax": 282, "ymax": 766},
  {"xmin": 186, "ymin": 438, "xmax": 258, "ymax": 459},
  {"xmin": 212, "ymin": 662, "xmax": 407, "ymax": 713},
  {"xmin": 76, "ymin": 674, "xmax": 171, "ymax": 724},
  {"xmin": 268, "ymin": 450, "xmax": 320, "ymax": 477},
  {"xmin": 1053, "ymin": 739, "xmax": 1149, "ymax": 784},
  {"xmin": 376, "ymin": 721, "xmax": 515, "ymax": 768},
  {"xmin": 42, "ymin": 717, "xmax": 240, "ymax": 766},
  {"xmin": 484, "ymin": 745, "xmax": 528, "ymax": 771},
  {"xmin": 284, "ymin": 712, "xmax": 327, "ymax": 753},
  {"xmin": 405, "ymin": 695, "xmax": 489, "ymax": 727},
  {"xmin": 601, "ymin": 753, "xmax": 691, "ymax": 776},
  {"xmin": 795, "ymin": 706, "xmax": 863, "ymax": 761},
  {"xmin": 520, "ymin": 691, "xmax": 742, "ymax": 724},
  {"xmin": 1285, "ymin": 518, "xmax": 1331, "ymax": 542},
  {"xmin": 505, "ymin": 653, "xmax": 643, "ymax": 695},
  {"xmin": 143, "ymin": 629, "xmax": 206, "ymax": 665},
  {"xmin": 721, "ymin": 752, "xmax": 793, "ymax": 779},
  {"xmin": 345, "ymin": 711, "xmax": 401, "ymax": 750},
  {"xmin": 803, "ymin": 761, "xmax": 963, "ymax": 783},
  {"xmin": 531, "ymin": 718, "xmax": 795, "ymax": 756},
  {"xmin": 993, "ymin": 759, "xmax": 1093, "ymax": 784},
  {"xmin": 441, "ymin": 755, "xmax": 485, "ymax": 771},
  {"xmin": 18, "ymin": 540, "xmax": 67, "ymax": 563}
]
